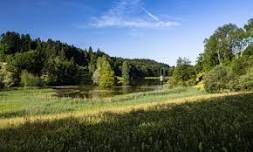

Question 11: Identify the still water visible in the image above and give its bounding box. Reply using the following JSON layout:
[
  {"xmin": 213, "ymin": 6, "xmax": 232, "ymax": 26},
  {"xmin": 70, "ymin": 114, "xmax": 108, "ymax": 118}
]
[{"xmin": 53, "ymin": 79, "xmax": 165, "ymax": 99}]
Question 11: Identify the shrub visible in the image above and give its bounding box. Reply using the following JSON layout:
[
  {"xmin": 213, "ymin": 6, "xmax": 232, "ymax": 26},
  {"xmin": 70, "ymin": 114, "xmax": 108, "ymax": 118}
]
[
  {"xmin": 204, "ymin": 65, "xmax": 238, "ymax": 93},
  {"xmin": 167, "ymin": 57, "xmax": 196, "ymax": 88},
  {"xmin": 230, "ymin": 56, "xmax": 250, "ymax": 76},
  {"xmin": 20, "ymin": 70, "xmax": 43, "ymax": 87},
  {"xmin": 0, "ymin": 63, "xmax": 18, "ymax": 88},
  {"xmin": 194, "ymin": 73, "xmax": 205, "ymax": 90},
  {"xmin": 238, "ymin": 67, "xmax": 253, "ymax": 90},
  {"xmin": 167, "ymin": 76, "xmax": 179, "ymax": 88}
]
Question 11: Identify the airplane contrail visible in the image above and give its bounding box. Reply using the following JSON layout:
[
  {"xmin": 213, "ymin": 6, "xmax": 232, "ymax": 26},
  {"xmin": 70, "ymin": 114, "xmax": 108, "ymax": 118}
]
[{"xmin": 142, "ymin": 7, "xmax": 160, "ymax": 22}]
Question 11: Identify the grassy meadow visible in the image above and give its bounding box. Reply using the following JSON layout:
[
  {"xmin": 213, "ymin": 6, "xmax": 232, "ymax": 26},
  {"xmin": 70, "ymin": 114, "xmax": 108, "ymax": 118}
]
[
  {"xmin": 0, "ymin": 87, "xmax": 252, "ymax": 151},
  {"xmin": 0, "ymin": 87, "xmax": 204, "ymax": 119}
]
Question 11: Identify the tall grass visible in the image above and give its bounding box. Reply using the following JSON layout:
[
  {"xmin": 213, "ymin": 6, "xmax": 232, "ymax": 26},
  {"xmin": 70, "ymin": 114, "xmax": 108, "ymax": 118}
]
[
  {"xmin": 0, "ymin": 92, "xmax": 252, "ymax": 151},
  {"xmin": 0, "ymin": 87, "xmax": 204, "ymax": 119}
]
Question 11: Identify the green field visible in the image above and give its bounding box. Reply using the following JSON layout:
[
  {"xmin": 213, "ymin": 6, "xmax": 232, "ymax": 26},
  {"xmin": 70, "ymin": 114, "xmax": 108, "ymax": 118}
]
[
  {"xmin": 0, "ymin": 88, "xmax": 252, "ymax": 151},
  {"xmin": 0, "ymin": 87, "xmax": 203, "ymax": 118}
]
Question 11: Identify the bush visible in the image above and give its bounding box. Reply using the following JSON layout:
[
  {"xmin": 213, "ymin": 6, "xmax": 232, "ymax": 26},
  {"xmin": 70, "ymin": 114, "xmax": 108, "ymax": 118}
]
[
  {"xmin": 0, "ymin": 63, "xmax": 18, "ymax": 88},
  {"xmin": 194, "ymin": 73, "xmax": 205, "ymax": 90},
  {"xmin": 238, "ymin": 67, "xmax": 253, "ymax": 90},
  {"xmin": 230, "ymin": 56, "xmax": 250, "ymax": 76},
  {"xmin": 204, "ymin": 65, "xmax": 238, "ymax": 93},
  {"xmin": 167, "ymin": 76, "xmax": 179, "ymax": 88},
  {"xmin": 167, "ymin": 57, "xmax": 196, "ymax": 88},
  {"xmin": 20, "ymin": 70, "xmax": 44, "ymax": 87}
]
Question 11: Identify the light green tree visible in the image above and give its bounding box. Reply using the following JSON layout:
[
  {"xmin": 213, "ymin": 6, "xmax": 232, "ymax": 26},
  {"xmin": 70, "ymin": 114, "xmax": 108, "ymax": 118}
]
[
  {"xmin": 0, "ymin": 63, "xmax": 18, "ymax": 88},
  {"xmin": 99, "ymin": 56, "xmax": 115, "ymax": 88},
  {"xmin": 92, "ymin": 56, "xmax": 115, "ymax": 88},
  {"xmin": 122, "ymin": 61, "xmax": 130, "ymax": 85},
  {"xmin": 92, "ymin": 57, "xmax": 102, "ymax": 85}
]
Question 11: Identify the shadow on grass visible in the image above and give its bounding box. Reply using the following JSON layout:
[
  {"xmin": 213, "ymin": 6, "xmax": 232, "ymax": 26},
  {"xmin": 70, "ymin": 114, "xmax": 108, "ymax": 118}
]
[
  {"xmin": 0, "ymin": 110, "xmax": 27, "ymax": 119},
  {"xmin": 0, "ymin": 93, "xmax": 252, "ymax": 152}
]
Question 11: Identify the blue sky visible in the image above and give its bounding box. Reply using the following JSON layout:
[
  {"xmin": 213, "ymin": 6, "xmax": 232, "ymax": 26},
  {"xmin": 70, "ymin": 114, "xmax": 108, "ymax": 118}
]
[{"xmin": 0, "ymin": 0, "xmax": 252, "ymax": 65}]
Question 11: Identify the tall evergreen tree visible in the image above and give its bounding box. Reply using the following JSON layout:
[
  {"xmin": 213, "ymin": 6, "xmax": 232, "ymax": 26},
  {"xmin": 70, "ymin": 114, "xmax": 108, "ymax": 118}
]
[
  {"xmin": 20, "ymin": 34, "xmax": 31, "ymax": 52},
  {"xmin": 0, "ymin": 32, "xmax": 21, "ymax": 54}
]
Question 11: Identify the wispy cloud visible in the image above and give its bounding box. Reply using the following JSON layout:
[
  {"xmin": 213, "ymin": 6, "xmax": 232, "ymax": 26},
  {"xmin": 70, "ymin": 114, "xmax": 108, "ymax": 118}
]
[
  {"xmin": 89, "ymin": 0, "xmax": 180, "ymax": 29},
  {"xmin": 142, "ymin": 7, "xmax": 160, "ymax": 22}
]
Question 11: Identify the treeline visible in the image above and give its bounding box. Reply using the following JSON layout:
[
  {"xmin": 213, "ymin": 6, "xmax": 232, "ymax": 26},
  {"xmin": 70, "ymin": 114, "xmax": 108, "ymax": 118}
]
[
  {"xmin": 169, "ymin": 18, "xmax": 253, "ymax": 92},
  {"xmin": 0, "ymin": 32, "xmax": 170, "ymax": 88}
]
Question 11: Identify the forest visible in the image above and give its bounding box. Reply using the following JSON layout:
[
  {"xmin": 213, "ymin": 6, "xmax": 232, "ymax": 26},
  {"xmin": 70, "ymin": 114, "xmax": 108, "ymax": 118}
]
[{"xmin": 0, "ymin": 34, "xmax": 171, "ymax": 88}]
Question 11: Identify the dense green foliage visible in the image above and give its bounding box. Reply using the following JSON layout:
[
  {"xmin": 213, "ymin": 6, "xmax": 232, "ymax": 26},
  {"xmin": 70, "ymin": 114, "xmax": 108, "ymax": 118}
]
[
  {"xmin": 0, "ymin": 89, "xmax": 252, "ymax": 151},
  {"xmin": 169, "ymin": 18, "xmax": 253, "ymax": 93},
  {"xmin": 0, "ymin": 32, "xmax": 170, "ymax": 88},
  {"xmin": 202, "ymin": 24, "xmax": 244, "ymax": 70},
  {"xmin": 42, "ymin": 57, "xmax": 81, "ymax": 85},
  {"xmin": 238, "ymin": 67, "xmax": 253, "ymax": 90},
  {"xmin": 168, "ymin": 57, "xmax": 195, "ymax": 87},
  {"xmin": 200, "ymin": 18, "xmax": 253, "ymax": 92},
  {"xmin": 204, "ymin": 65, "xmax": 237, "ymax": 93}
]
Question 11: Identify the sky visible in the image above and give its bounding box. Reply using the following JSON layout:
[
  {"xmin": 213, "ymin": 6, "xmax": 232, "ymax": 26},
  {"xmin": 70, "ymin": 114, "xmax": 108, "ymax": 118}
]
[{"xmin": 0, "ymin": 0, "xmax": 253, "ymax": 65}]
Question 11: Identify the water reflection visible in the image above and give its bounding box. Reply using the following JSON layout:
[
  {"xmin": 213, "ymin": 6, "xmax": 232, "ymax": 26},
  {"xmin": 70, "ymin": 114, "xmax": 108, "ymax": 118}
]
[
  {"xmin": 53, "ymin": 78, "xmax": 167, "ymax": 99},
  {"xmin": 53, "ymin": 85, "xmax": 163, "ymax": 99}
]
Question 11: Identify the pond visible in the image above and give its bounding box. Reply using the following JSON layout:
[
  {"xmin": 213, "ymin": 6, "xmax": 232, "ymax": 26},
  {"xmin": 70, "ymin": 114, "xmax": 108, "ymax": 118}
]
[{"xmin": 53, "ymin": 78, "xmax": 168, "ymax": 99}]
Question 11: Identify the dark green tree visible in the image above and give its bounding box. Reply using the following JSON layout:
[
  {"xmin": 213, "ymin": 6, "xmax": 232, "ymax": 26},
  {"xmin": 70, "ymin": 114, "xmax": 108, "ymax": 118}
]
[
  {"xmin": 20, "ymin": 34, "xmax": 31, "ymax": 52},
  {"xmin": 0, "ymin": 32, "xmax": 21, "ymax": 54},
  {"xmin": 42, "ymin": 57, "xmax": 79, "ymax": 85}
]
